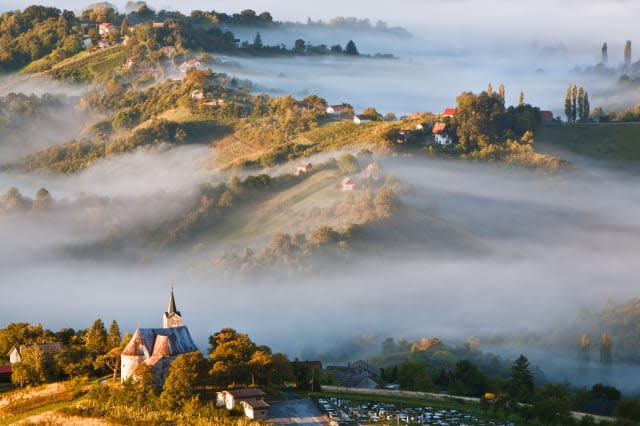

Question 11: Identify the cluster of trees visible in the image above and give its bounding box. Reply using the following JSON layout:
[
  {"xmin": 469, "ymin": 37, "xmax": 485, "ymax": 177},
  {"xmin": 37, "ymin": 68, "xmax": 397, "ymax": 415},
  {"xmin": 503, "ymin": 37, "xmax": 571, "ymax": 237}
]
[
  {"xmin": 1, "ymin": 320, "xmax": 125, "ymax": 386},
  {"xmin": 579, "ymin": 332, "xmax": 613, "ymax": 364},
  {"xmin": 451, "ymin": 89, "xmax": 541, "ymax": 153},
  {"xmin": 0, "ymin": 186, "xmax": 53, "ymax": 213},
  {"xmin": 591, "ymin": 103, "xmax": 640, "ymax": 123},
  {"xmin": 375, "ymin": 335, "xmax": 640, "ymax": 422},
  {"xmin": 288, "ymin": 38, "xmax": 360, "ymax": 56},
  {"xmin": 0, "ymin": 93, "xmax": 63, "ymax": 128},
  {"xmin": 0, "ymin": 6, "xmax": 83, "ymax": 71},
  {"xmin": 564, "ymin": 85, "xmax": 591, "ymax": 122}
]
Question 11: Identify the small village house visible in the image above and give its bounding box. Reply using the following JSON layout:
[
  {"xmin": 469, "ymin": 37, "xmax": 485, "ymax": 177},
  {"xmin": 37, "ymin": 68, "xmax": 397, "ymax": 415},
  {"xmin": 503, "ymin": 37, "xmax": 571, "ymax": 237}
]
[
  {"xmin": 124, "ymin": 56, "xmax": 138, "ymax": 68},
  {"xmin": 342, "ymin": 177, "xmax": 356, "ymax": 191},
  {"xmin": 191, "ymin": 90, "xmax": 204, "ymax": 101},
  {"xmin": 152, "ymin": 22, "xmax": 165, "ymax": 29},
  {"xmin": 442, "ymin": 107, "xmax": 460, "ymax": 118},
  {"xmin": 295, "ymin": 162, "xmax": 313, "ymax": 176},
  {"xmin": 0, "ymin": 365, "xmax": 12, "ymax": 383},
  {"xmin": 161, "ymin": 46, "xmax": 177, "ymax": 56},
  {"xmin": 432, "ymin": 122, "xmax": 453, "ymax": 145},
  {"xmin": 540, "ymin": 110, "xmax": 554, "ymax": 122},
  {"xmin": 240, "ymin": 399, "xmax": 270, "ymax": 420},
  {"xmin": 8, "ymin": 342, "xmax": 63, "ymax": 364},
  {"xmin": 353, "ymin": 114, "xmax": 373, "ymax": 125},
  {"xmin": 217, "ymin": 388, "xmax": 267, "ymax": 410},
  {"xmin": 326, "ymin": 104, "xmax": 344, "ymax": 115},
  {"xmin": 98, "ymin": 22, "xmax": 113, "ymax": 37},
  {"xmin": 120, "ymin": 289, "xmax": 199, "ymax": 385},
  {"xmin": 97, "ymin": 39, "xmax": 109, "ymax": 49}
]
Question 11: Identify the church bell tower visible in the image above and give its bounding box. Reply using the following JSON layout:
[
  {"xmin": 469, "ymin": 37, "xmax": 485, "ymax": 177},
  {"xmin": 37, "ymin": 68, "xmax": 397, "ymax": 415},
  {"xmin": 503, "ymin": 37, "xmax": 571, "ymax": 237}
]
[{"xmin": 163, "ymin": 286, "xmax": 183, "ymax": 328}]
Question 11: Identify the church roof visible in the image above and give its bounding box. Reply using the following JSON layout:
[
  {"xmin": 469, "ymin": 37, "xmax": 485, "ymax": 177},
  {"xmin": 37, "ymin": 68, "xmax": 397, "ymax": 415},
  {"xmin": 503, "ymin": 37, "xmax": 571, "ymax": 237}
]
[{"xmin": 121, "ymin": 326, "xmax": 198, "ymax": 358}]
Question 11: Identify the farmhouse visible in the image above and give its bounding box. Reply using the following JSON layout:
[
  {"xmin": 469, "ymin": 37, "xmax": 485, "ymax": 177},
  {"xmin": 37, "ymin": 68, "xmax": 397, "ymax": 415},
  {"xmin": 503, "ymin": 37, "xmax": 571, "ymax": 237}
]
[
  {"xmin": 540, "ymin": 110, "xmax": 554, "ymax": 122},
  {"xmin": 240, "ymin": 399, "xmax": 270, "ymax": 420},
  {"xmin": 97, "ymin": 39, "xmax": 109, "ymax": 49},
  {"xmin": 362, "ymin": 163, "xmax": 380, "ymax": 180},
  {"xmin": 326, "ymin": 104, "xmax": 344, "ymax": 115},
  {"xmin": 120, "ymin": 289, "xmax": 199, "ymax": 385},
  {"xmin": 295, "ymin": 162, "xmax": 313, "ymax": 175},
  {"xmin": 442, "ymin": 107, "xmax": 459, "ymax": 118},
  {"xmin": 191, "ymin": 90, "xmax": 204, "ymax": 101},
  {"xmin": 0, "ymin": 365, "xmax": 12, "ymax": 383},
  {"xmin": 8, "ymin": 342, "xmax": 63, "ymax": 364},
  {"xmin": 342, "ymin": 177, "xmax": 356, "ymax": 191},
  {"xmin": 124, "ymin": 56, "xmax": 138, "ymax": 68},
  {"xmin": 432, "ymin": 122, "xmax": 453, "ymax": 145},
  {"xmin": 326, "ymin": 360, "xmax": 378, "ymax": 389},
  {"xmin": 98, "ymin": 22, "xmax": 113, "ymax": 37},
  {"xmin": 217, "ymin": 388, "xmax": 267, "ymax": 410},
  {"xmin": 353, "ymin": 114, "xmax": 373, "ymax": 125}
]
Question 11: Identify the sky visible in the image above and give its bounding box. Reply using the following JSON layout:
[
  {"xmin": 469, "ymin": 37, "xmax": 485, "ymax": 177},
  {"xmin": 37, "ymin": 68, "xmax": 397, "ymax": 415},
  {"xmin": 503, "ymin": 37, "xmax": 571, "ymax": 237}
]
[{"xmin": 2, "ymin": 0, "xmax": 640, "ymax": 46}]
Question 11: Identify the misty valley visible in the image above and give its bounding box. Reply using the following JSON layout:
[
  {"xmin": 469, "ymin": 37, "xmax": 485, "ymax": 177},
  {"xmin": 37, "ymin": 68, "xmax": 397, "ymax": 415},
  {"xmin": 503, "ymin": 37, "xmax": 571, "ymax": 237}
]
[{"xmin": 1, "ymin": 1, "xmax": 640, "ymax": 425}]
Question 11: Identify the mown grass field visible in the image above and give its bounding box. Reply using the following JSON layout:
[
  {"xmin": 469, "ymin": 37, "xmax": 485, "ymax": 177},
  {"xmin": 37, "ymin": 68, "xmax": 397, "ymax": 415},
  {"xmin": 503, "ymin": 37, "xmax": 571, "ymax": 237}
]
[{"xmin": 536, "ymin": 123, "xmax": 640, "ymax": 165}]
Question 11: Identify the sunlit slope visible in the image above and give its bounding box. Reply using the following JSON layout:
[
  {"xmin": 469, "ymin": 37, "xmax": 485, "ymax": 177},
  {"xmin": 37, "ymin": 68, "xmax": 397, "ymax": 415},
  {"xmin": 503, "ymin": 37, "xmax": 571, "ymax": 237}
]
[
  {"xmin": 214, "ymin": 120, "xmax": 397, "ymax": 169},
  {"xmin": 190, "ymin": 168, "xmax": 480, "ymax": 255},
  {"xmin": 537, "ymin": 123, "xmax": 640, "ymax": 166}
]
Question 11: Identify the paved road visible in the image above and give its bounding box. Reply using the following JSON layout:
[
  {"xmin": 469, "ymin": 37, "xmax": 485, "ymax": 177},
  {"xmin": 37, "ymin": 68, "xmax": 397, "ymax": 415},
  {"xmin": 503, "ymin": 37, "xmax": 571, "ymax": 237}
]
[{"xmin": 268, "ymin": 398, "xmax": 329, "ymax": 426}]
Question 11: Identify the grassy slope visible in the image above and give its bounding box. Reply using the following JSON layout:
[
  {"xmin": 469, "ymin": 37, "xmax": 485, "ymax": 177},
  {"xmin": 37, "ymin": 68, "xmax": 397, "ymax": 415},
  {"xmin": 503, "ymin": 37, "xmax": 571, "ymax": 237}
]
[{"xmin": 536, "ymin": 123, "xmax": 640, "ymax": 165}]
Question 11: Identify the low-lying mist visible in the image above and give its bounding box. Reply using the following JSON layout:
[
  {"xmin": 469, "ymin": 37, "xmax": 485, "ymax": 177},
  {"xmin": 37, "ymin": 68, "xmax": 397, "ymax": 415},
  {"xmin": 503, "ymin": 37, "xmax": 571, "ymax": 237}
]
[{"xmin": 1, "ymin": 147, "xmax": 639, "ymax": 391}]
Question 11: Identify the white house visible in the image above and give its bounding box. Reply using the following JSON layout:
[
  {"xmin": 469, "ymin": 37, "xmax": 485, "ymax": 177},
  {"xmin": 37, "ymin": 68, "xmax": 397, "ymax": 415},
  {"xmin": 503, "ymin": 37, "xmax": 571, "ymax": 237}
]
[
  {"xmin": 216, "ymin": 388, "xmax": 266, "ymax": 410},
  {"xmin": 124, "ymin": 56, "xmax": 138, "ymax": 68},
  {"xmin": 353, "ymin": 114, "xmax": 373, "ymax": 125},
  {"xmin": 240, "ymin": 399, "xmax": 269, "ymax": 420},
  {"xmin": 191, "ymin": 90, "xmax": 204, "ymax": 101},
  {"xmin": 98, "ymin": 23, "xmax": 113, "ymax": 37},
  {"xmin": 8, "ymin": 343, "xmax": 63, "ymax": 364},
  {"xmin": 326, "ymin": 104, "xmax": 344, "ymax": 115},
  {"xmin": 342, "ymin": 177, "xmax": 356, "ymax": 191},
  {"xmin": 432, "ymin": 122, "xmax": 453, "ymax": 145}
]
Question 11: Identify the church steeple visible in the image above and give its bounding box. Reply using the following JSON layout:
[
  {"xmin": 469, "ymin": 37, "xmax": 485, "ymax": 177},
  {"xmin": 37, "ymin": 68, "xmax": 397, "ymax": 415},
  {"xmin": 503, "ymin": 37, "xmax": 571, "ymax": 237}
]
[
  {"xmin": 163, "ymin": 286, "xmax": 183, "ymax": 328},
  {"xmin": 167, "ymin": 286, "xmax": 180, "ymax": 316}
]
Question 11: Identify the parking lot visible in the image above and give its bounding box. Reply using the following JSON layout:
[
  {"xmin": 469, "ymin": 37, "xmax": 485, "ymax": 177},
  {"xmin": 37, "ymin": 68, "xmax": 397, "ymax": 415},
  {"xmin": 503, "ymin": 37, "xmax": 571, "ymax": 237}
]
[
  {"xmin": 268, "ymin": 398, "xmax": 330, "ymax": 425},
  {"xmin": 314, "ymin": 396, "xmax": 505, "ymax": 426}
]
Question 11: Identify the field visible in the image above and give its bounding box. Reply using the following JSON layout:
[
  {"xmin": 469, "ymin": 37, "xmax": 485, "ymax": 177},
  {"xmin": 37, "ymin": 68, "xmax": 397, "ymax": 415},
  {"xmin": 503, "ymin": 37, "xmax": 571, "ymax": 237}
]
[{"xmin": 536, "ymin": 123, "xmax": 640, "ymax": 166}]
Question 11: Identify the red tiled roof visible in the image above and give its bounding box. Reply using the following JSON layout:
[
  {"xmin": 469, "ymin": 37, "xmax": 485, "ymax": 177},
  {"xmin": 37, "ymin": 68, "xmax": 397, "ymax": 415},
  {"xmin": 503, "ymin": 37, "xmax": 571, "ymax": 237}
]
[
  {"xmin": 342, "ymin": 177, "xmax": 355, "ymax": 185},
  {"xmin": 540, "ymin": 111, "xmax": 554, "ymax": 120},
  {"xmin": 0, "ymin": 365, "xmax": 12, "ymax": 374},
  {"xmin": 303, "ymin": 360, "xmax": 323, "ymax": 370},
  {"xmin": 329, "ymin": 104, "xmax": 344, "ymax": 110},
  {"xmin": 443, "ymin": 107, "xmax": 459, "ymax": 116},
  {"xmin": 432, "ymin": 122, "xmax": 446, "ymax": 134}
]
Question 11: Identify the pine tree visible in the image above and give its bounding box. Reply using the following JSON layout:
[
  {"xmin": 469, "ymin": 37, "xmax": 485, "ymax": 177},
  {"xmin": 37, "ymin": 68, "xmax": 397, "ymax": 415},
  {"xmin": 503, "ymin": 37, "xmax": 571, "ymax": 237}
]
[
  {"xmin": 518, "ymin": 91, "xmax": 525, "ymax": 107},
  {"xmin": 345, "ymin": 40, "xmax": 359, "ymax": 56},
  {"xmin": 84, "ymin": 319, "xmax": 107, "ymax": 355},
  {"xmin": 624, "ymin": 40, "xmax": 632, "ymax": 66},
  {"xmin": 564, "ymin": 85, "xmax": 572, "ymax": 122},
  {"xmin": 487, "ymin": 83, "xmax": 493, "ymax": 96},
  {"xmin": 498, "ymin": 84, "xmax": 506, "ymax": 101},
  {"xmin": 252, "ymin": 32, "xmax": 263, "ymax": 49},
  {"xmin": 571, "ymin": 85, "xmax": 578, "ymax": 122},
  {"xmin": 508, "ymin": 355, "xmax": 535, "ymax": 403},
  {"xmin": 107, "ymin": 320, "xmax": 121, "ymax": 349},
  {"xmin": 577, "ymin": 87, "xmax": 585, "ymax": 122}
]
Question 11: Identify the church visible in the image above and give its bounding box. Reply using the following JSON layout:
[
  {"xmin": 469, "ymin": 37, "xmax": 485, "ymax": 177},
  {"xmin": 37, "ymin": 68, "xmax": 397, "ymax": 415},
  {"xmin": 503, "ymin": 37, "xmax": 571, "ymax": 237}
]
[{"xmin": 120, "ymin": 288, "xmax": 199, "ymax": 384}]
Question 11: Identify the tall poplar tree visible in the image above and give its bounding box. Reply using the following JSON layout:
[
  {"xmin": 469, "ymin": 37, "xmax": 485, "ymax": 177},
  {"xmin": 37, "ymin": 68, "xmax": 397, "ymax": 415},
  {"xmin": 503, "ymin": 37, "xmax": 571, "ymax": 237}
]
[
  {"xmin": 498, "ymin": 84, "xmax": 506, "ymax": 101},
  {"xmin": 571, "ymin": 85, "xmax": 578, "ymax": 122},
  {"xmin": 624, "ymin": 40, "xmax": 632, "ymax": 66},
  {"xmin": 583, "ymin": 92, "xmax": 590, "ymax": 121},
  {"xmin": 487, "ymin": 83, "xmax": 493, "ymax": 96},
  {"xmin": 601, "ymin": 42, "xmax": 608, "ymax": 64},
  {"xmin": 577, "ymin": 87, "xmax": 585, "ymax": 122},
  {"xmin": 518, "ymin": 91, "xmax": 525, "ymax": 107},
  {"xmin": 564, "ymin": 85, "xmax": 572, "ymax": 122}
]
